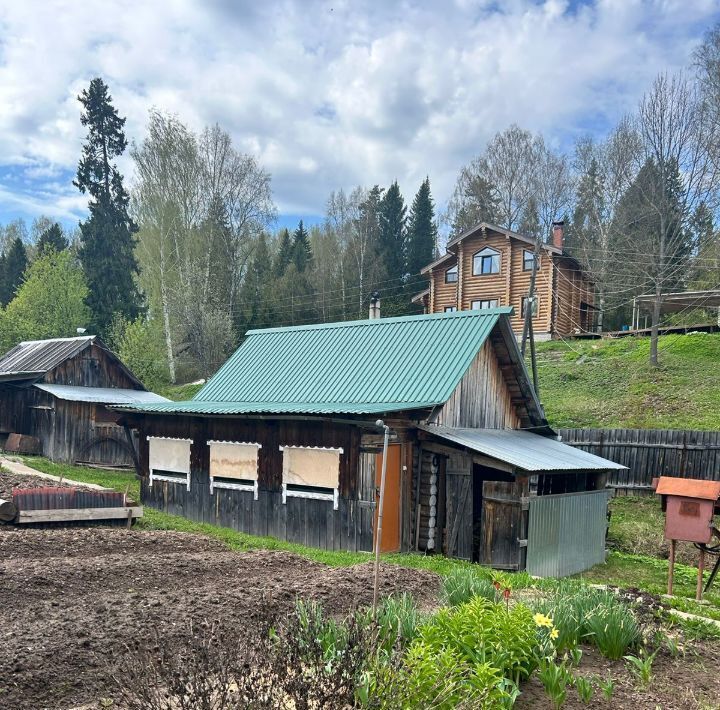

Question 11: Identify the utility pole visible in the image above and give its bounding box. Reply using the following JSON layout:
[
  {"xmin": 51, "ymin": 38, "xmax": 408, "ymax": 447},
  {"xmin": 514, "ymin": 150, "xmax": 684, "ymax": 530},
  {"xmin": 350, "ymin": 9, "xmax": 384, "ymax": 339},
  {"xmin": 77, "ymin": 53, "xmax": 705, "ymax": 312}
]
[
  {"xmin": 520, "ymin": 236, "xmax": 541, "ymax": 397},
  {"xmin": 372, "ymin": 419, "xmax": 391, "ymax": 616}
]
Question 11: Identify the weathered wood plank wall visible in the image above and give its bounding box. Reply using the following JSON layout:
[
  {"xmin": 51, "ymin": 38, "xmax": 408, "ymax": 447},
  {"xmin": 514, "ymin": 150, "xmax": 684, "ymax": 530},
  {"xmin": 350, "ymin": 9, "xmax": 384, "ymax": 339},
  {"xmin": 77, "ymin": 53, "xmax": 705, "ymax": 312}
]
[{"xmin": 559, "ymin": 428, "xmax": 720, "ymax": 493}]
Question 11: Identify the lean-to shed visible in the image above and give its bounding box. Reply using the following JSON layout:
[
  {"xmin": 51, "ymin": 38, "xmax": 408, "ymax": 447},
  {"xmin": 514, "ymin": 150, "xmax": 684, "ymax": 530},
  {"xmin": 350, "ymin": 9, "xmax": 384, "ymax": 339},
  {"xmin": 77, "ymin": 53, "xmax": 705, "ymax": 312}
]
[
  {"xmin": 118, "ymin": 309, "xmax": 624, "ymax": 575},
  {"xmin": 0, "ymin": 336, "xmax": 168, "ymax": 466}
]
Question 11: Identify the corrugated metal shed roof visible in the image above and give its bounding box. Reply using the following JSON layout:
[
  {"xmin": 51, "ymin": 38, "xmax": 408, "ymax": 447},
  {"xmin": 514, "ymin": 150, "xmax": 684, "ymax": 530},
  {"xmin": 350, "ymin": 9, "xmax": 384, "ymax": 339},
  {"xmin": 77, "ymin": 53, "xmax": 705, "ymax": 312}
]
[
  {"xmin": 0, "ymin": 336, "xmax": 95, "ymax": 378},
  {"xmin": 122, "ymin": 309, "xmax": 512, "ymax": 416},
  {"xmin": 35, "ymin": 384, "xmax": 169, "ymax": 405},
  {"xmin": 418, "ymin": 425, "xmax": 626, "ymax": 471}
]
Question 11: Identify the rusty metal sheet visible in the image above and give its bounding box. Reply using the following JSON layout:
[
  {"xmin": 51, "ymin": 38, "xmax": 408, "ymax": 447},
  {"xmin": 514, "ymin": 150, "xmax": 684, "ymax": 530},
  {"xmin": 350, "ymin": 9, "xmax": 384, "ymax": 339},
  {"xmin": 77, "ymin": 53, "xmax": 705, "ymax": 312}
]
[{"xmin": 656, "ymin": 476, "xmax": 720, "ymax": 501}]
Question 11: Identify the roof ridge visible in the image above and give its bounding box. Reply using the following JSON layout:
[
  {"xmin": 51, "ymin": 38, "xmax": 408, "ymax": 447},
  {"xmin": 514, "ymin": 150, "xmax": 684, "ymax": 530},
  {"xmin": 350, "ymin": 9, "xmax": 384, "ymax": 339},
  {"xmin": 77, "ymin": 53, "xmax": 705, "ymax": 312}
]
[
  {"xmin": 18, "ymin": 335, "xmax": 95, "ymax": 346},
  {"xmin": 245, "ymin": 307, "xmax": 512, "ymax": 336}
]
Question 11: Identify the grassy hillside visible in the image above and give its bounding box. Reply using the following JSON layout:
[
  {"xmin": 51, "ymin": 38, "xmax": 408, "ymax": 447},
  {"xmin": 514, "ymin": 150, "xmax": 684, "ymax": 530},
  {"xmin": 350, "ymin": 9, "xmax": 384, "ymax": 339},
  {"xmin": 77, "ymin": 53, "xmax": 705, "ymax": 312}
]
[
  {"xmin": 156, "ymin": 381, "xmax": 204, "ymax": 401},
  {"xmin": 534, "ymin": 331, "xmax": 720, "ymax": 430}
]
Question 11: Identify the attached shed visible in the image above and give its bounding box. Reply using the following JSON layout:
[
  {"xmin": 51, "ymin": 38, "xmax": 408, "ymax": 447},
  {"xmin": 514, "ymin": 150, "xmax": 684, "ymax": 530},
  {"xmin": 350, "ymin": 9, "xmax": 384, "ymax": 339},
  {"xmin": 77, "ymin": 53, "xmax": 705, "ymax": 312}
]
[
  {"xmin": 0, "ymin": 336, "xmax": 168, "ymax": 466},
  {"xmin": 118, "ymin": 309, "xmax": 624, "ymax": 575}
]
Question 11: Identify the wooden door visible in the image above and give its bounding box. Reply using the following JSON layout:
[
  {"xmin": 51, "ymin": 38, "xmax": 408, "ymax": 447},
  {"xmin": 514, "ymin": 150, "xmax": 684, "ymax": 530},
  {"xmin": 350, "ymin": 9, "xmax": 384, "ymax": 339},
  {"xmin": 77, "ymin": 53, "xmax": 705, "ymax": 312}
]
[{"xmin": 375, "ymin": 444, "xmax": 401, "ymax": 552}]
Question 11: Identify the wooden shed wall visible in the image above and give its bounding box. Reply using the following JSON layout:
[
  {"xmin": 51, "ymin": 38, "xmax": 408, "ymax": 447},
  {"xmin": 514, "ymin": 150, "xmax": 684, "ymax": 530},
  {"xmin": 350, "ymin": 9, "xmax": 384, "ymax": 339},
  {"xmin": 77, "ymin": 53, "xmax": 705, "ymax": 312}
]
[
  {"xmin": 133, "ymin": 414, "xmax": 373, "ymax": 552},
  {"xmin": 43, "ymin": 343, "xmax": 141, "ymax": 389},
  {"xmin": 552, "ymin": 260, "xmax": 595, "ymax": 336}
]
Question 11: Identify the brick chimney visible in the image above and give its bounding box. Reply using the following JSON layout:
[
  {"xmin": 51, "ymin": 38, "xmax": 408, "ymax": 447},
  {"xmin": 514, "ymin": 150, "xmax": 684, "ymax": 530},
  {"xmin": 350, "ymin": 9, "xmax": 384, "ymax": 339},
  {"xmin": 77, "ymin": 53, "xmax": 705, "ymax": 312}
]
[{"xmin": 552, "ymin": 221, "xmax": 564, "ymax": 251}]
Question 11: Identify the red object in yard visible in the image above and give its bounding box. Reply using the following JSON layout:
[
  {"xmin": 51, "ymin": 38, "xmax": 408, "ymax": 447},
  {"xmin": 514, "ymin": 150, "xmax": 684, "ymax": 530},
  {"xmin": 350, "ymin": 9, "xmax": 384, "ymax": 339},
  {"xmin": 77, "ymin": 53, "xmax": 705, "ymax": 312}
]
[
  {"xmin": 4, "ymin": 433, "xmax": 42, "ymax": 455},
  {"xmin": 657, "ymin": 477, "xmax": 720, "ymax": 544}
]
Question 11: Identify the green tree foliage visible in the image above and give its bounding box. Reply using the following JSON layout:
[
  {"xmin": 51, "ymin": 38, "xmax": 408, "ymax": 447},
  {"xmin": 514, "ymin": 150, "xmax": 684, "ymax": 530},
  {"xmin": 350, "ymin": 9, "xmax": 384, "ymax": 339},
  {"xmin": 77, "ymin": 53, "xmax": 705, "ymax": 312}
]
[
  {"xmin": 0, "ymin": 237, "xmax": 28, "ymax": 307},
  {"xmin": 36, "ymin": 223, "xmax": 68, "ymax": 254},
  {"xmin": 447, "ymin": 173, "xmax": 500, "ymax": 235},
  {"xmin": 0, "ymin": 250, "xmax": 90, "ymax": 352},
  {"xmin": 379, "ymin": 181, "xmax": 407, "ymax": 280},
  {"xmin": 406, "ymin": 177, "xmax": 438, "ymax": 279},
  {"xmin": 109, "ymin": 315, "xmax": 169, "ymax": 391},
  {"xmin": 238, "ymin": 232, "xmax": 275, "ymax": 330},
  {"xmin": 74, "ymin": 77, "xmax": 141, "ymax": 336},
  {"xmin": 274, "ymin": 228, "xmax": 294, "ymax": 277},
  {"xmin": 690, "ymin": 202, "xmax": 720, "ymax": 289},
  {"xmin": 292, "ymin": 220, "xmax": 312, "ymax": 272}
]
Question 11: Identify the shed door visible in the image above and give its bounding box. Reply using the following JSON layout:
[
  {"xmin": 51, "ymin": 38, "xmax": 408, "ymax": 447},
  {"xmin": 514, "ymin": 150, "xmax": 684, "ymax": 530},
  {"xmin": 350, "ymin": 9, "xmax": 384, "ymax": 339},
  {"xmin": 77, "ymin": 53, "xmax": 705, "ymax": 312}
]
[{"xmin": 375, "ymin": 444, "xmax": 401, "ymax": 552}]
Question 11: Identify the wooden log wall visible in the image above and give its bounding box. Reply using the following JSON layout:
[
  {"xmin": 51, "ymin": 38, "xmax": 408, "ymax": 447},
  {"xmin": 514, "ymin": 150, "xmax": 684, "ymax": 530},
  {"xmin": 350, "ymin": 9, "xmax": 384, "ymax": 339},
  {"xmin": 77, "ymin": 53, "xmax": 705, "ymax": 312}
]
[{"xmin": 559, "ymin": 428, "xmax": 720, "ymax": 494}]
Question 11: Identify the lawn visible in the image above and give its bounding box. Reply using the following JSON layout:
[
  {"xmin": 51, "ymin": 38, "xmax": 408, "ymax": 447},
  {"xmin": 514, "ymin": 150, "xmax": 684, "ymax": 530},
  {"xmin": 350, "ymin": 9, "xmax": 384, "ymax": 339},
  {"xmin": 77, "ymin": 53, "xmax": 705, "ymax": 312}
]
[{"xmin": 533, "ymin": 331, "xmax": 720, "ymax": 430}]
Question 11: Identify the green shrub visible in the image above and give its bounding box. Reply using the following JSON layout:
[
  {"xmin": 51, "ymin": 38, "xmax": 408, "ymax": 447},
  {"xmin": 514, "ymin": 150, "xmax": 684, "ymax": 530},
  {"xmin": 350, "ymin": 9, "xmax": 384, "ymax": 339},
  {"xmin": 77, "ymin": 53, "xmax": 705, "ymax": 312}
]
[
  {"xmin": 442, "ymin": 567, "xmax": 496, "ymax": 606},
  {"xmin": 356, "ymin": 593, "xmax": 423, "ymax": 655},
  {"xmin": 418, "ymin": 597, "xmax": 538, "ymax": 684},
  {"xmin": 584, "ymin": 602, "xmax": 640, "ymax": 660}
]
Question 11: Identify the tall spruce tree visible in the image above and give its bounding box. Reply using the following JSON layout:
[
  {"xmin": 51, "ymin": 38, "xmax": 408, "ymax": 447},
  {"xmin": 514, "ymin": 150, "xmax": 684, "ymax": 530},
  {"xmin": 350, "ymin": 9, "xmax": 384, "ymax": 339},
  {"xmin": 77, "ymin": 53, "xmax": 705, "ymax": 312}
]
[
  {"xmin": 292, "ymin": 220, "xmax": 312, "ymax": 272},
  {"xmin": 74, "ymin": 77, "xmax": 141, "ymax": 335},
  {"xmin": 406, "ymin": 177, "xmax": 437, "ymax": 282},
  {"xmin": 36, "ymin": 223, "xmax": 68, "ymax": 254},
  {"xmin": 274, "ymin": 228, "xmax": 293, "ymax": 277},
  {"xmin": 379, "ymin": 181, "xmax": 407, "ymax": 280},
  {"xmin": 0, "ymin": 237, "xmax": 28, "ymax": 306}
]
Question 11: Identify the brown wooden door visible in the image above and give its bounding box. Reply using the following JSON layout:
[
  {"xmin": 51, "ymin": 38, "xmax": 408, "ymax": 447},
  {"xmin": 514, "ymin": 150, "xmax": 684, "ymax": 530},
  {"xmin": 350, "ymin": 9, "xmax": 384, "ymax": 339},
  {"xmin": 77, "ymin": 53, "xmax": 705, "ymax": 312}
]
[{"xmin": 375, "ymin": 444, "xmax": 401, "ymax": 552}]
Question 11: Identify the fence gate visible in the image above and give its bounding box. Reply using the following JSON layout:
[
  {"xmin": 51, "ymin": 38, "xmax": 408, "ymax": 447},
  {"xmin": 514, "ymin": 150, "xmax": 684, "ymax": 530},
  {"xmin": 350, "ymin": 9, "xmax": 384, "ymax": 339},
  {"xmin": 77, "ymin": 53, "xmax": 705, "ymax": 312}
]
[{"xmin": 526, "ymin": 489, "xmax": 611, "ymax": 577}]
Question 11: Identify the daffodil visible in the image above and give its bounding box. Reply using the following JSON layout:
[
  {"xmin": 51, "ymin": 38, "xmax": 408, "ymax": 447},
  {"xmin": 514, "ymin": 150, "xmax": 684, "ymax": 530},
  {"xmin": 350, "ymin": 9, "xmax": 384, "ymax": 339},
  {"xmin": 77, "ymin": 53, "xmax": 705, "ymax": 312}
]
[
  {"xmin": 550, "ymin": 627, "xmax": 559, "ymax": 640},
  {"xmin": 533, "ymin": 612, "xmax": 553, "ymax": 628}
]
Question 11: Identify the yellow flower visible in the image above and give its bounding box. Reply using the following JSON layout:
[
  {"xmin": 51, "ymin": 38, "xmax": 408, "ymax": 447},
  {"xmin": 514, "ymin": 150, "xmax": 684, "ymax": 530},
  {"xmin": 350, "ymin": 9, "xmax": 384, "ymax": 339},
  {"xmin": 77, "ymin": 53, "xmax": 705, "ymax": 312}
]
[
  {"xmin": 550, "ymin": 627, "xmax": 559, "ymax": 640},
  {"xmin": 533, "ymin": 613, "xmax": 553, "ymax": 628}
]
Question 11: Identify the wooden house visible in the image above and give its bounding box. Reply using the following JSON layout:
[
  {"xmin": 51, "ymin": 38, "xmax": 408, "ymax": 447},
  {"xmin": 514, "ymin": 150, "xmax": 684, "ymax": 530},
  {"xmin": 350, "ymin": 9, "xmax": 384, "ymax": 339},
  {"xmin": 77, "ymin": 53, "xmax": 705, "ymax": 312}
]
[
  {"xmin": 118, "ymin": 309, "xmax": 623, "ymax": 575},
  {"xmin": 412, "ymin": 222, "xmax": 597, "ymax": 339},
  {"xmin": 0, "ymin": 336, "xmax": 168, "ymax": 466}
]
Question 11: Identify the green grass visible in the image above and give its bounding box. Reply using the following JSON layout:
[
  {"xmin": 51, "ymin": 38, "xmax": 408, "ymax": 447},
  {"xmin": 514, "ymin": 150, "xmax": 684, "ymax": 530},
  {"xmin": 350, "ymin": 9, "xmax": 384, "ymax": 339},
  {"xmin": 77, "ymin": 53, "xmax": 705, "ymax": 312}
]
[
  {"xmin": 533, "ymin": 332, "xmax": 720, "ymax": 429},
  {"xmin": 155, "ymin": 381, "xmax": 204, "ymax": 401}
]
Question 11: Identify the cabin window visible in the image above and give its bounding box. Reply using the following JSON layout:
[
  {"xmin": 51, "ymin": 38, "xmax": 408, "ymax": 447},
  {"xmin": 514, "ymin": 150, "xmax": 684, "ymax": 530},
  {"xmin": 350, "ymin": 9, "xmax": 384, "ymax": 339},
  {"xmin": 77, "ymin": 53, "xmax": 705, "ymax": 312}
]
[
  {"xmin": 471, "ymin": 299, "xmax": 498, "ymax": 310},
  {"xmin": 444, "ymin": 305, "xmax": 457, "ymax": 313},
  {"xmin": 521, "ymin": 296, "xmax": 539, "ymax": 318},
  {"xmin": 445, "ymin": 264, "xmax": 458, "ymax": 283},
  {"xmin": 472, "ymin": 247, "xmax": 500, "ymax": 276},
  {"xmin": 148, "ymin": 436, "xmax": 193, "ymax": 490},
  {"xmin": 523, "ymin": 250, "xmax": 536, "ymax": 271},
  {"xmin": 279, "ymin": 445, "xmax": 343, "ymax": 510},
  {"xmin": 207, "ymin": 441, "xmax": 261, "ymax": 497}
]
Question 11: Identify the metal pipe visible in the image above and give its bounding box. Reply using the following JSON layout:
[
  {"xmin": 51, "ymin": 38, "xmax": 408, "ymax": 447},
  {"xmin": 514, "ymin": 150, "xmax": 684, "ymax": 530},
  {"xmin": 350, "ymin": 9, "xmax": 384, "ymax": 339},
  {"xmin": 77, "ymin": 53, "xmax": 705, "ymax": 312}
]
[{"xmin": 373, "ymin": 419, "xmax": 391, "ymax": 615}]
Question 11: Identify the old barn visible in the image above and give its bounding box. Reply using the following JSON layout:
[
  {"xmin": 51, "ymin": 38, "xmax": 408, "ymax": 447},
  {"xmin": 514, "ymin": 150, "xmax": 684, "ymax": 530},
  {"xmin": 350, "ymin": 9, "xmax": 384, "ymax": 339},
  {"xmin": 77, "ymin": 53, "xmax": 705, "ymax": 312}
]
[
  {"xmin": 119, "ymin": 309, "xmax": 623, "ymax": 575},
  {"xmin": 0, "ymin": 336, "xmax": 168, "ymax": 467}
]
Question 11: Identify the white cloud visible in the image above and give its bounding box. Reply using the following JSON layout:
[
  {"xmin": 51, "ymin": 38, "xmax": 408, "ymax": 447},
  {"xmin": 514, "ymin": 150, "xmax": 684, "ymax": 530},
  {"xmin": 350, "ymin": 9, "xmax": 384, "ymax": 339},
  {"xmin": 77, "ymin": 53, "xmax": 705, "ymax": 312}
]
[{"xmin": 0, "ymin": 0, "xmax": 717, "ymax": 225}]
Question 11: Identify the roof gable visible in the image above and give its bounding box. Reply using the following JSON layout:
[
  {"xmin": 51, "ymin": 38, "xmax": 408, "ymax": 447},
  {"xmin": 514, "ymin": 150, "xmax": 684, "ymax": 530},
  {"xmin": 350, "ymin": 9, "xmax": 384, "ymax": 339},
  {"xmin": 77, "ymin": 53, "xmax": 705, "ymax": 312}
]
[{"xmin": 0, "ymin": 336, "xmax": 95, "ymax": 379}]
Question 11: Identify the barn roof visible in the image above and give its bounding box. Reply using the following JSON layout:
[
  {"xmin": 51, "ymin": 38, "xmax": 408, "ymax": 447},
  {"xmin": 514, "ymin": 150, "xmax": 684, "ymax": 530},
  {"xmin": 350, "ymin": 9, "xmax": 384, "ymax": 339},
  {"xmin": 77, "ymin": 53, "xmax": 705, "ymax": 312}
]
[
  {"xmin": 34, "ymin": 384, "xmax": 169, "ymax": 405},
  {"xmin": 0, "ymin": 336, "xmax": 96, "ymax": 379},
  {"xmin": 417, "ymin": 425, "xmax": 626, "ymax": 472},
  {"xmin": 119, "ymin": 309, "xmax": 546, "ymax": 423}
]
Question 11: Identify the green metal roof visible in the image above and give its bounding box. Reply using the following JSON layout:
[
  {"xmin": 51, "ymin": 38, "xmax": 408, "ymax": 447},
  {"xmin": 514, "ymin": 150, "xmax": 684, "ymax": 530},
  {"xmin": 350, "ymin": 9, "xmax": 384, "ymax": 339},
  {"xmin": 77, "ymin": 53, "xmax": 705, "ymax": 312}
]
[{"xmin": 123, "ymin": 309, "xmax": 513, "ymax": 417}]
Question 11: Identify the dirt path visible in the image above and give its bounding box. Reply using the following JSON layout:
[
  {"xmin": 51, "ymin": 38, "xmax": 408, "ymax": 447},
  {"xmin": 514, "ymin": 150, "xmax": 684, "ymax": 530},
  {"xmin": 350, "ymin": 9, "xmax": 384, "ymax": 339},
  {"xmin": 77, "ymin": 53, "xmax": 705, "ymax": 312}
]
[{"xmin": 0, "ymin": 527, "xmax": 440, "ymax": 710}]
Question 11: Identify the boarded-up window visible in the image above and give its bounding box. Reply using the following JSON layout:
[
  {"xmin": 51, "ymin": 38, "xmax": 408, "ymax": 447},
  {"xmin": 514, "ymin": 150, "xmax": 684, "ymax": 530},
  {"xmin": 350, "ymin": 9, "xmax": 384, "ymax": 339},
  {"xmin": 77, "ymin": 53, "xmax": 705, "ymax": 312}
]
[
  {"xmin": 148, "ymin": 437, "xmax": 193, "ymax": 490},
  {"xmin": 280, "ymin": 445, "xmax": 343, "ymax": 509},
  {"xmin": 208, "ymin": 441, "xmax": 261, "ymax": 497}
]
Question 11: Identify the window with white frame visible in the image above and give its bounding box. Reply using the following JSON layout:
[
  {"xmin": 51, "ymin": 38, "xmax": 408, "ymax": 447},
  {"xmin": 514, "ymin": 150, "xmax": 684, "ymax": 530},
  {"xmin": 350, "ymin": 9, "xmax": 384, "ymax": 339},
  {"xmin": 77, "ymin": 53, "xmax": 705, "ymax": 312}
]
[
  {"xmin": 521, "ymin": 295, "xmax": 539, "ymax": 318},
  {"xmin": 207, "ymin": 441, "xmax": 261, "ymax": 497},
  {"xmin": 148, "ymin": 436, "xmax": 193, "ymax": 490},
  {"xmin": 522, "ymin": 249, "xmax": 536, "ymax": 271},
  {"xmin": 279, "ymin": 445, "xmax": 343, "ymax": 510},
  {"xmin": 472, "ymin": 247, "xmax": 500, "ymax": 275},
  {"xmin": 444, "ymin": 305, "xmax": 457, "ymax": 313},
  {"xmin": 471, "ymin": 299, "xmax": 499, "ymax": 310},
  {"xmin": 445, "ymin": 264, "xmax": 458, "ymax": 283}
]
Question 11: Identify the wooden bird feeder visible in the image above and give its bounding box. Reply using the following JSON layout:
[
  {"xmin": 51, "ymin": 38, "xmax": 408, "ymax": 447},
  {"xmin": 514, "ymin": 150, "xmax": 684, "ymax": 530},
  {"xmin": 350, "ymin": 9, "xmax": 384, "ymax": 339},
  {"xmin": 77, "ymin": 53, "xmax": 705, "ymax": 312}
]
[{"xmin": 655, "ymin": 476, "xmax": 720, "ymax": 600}]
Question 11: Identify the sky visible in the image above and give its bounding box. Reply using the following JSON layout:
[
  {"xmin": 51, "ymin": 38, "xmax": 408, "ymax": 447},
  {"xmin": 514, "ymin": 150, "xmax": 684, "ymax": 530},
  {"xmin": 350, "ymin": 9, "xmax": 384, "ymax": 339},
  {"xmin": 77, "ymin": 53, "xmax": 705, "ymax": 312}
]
[{"xmin": 0, "ymin": 0, "xmax": 718, "ymax": 236}]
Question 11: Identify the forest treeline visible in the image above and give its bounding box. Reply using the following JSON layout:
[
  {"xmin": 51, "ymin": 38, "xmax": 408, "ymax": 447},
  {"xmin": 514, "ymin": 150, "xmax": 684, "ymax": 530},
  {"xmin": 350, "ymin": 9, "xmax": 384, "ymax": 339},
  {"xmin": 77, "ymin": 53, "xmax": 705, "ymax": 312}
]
[{"xmin": 1, "ymin": 27, "xmax": 719, "ymax": 384}]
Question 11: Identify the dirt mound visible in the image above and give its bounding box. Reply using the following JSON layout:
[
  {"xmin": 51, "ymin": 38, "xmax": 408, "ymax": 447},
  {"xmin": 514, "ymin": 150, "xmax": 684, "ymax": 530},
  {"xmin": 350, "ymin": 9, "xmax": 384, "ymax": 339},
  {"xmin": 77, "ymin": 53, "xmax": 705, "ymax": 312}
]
[
  {"xmin": 0, "ymin": 527, "xmax": 440, "ymax": 709},
  {"xmin": 0, "ymin": 468, "xmax": 96, "ymax": 500}
]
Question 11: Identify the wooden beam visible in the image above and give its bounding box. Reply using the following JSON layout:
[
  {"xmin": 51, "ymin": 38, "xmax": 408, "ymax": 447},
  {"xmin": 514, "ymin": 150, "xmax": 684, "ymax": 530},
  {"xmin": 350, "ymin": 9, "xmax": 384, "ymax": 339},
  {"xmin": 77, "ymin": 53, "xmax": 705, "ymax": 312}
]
[{"xmin": 16, "ymin": 506, "xmax": 143, "ymax": 524}]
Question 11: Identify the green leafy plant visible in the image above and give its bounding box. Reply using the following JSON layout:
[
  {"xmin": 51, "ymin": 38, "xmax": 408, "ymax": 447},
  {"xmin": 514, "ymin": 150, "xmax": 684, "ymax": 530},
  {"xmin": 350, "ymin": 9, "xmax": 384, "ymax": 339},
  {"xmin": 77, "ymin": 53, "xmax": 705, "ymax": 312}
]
[
  {"xmin": 442, "ymin": 568, "xmax": 496, "ymax": 607},
  {"xmin": 584, "ymin": 602, "xmax": 640, "ymax": 660},
  {"xmin": 568, "ymin": 646, "xmax": 583, "ymax": 667},
  {"xmin": 538, "ymin": 658, "xmax": 570, "ymax": 708},
  {"xmin": 624, "ymin": 649, "xmax": 657, "ymax": 688},
  {"xmin": 598, "ymin": 675, "xmax": 615, "ymax": 700},
  {"xmin": 574, "ymin": 675, "xmax": 594, "ymax": 704}
]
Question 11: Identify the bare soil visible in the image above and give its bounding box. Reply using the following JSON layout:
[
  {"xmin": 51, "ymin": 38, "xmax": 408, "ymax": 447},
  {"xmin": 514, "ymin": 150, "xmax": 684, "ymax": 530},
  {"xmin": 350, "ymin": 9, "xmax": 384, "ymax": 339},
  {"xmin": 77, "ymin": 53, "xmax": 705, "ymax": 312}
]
[
  {"xmin": 0, "ymin": 470, "xmax": 96, "ymax": 499},
  {"xmin": 0, "ymin": 527, "xmax": 440, "ymax": 710}
]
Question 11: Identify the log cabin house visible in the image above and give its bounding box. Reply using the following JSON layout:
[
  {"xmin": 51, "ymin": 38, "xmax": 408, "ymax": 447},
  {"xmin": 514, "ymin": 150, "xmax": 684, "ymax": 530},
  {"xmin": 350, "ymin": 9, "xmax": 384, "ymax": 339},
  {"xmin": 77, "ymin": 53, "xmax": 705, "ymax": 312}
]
[
  {"xmin": 0, "ymin": 336, "xmax": 168, "ymax": 466},
  {"xmin": 412, "ymin": 221, "xmax": 597, "ymax": 339},
  {"xmin": 118, "ymin": 309, "xmax": 623, "ymax": 575}
]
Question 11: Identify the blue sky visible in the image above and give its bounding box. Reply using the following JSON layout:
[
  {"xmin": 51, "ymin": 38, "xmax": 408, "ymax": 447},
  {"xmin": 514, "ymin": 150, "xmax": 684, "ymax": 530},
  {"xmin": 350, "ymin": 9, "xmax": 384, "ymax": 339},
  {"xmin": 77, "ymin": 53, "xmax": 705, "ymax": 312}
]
[{"xmin": 0, "ymin": 0, "xmax": 718, "ymax": 237}]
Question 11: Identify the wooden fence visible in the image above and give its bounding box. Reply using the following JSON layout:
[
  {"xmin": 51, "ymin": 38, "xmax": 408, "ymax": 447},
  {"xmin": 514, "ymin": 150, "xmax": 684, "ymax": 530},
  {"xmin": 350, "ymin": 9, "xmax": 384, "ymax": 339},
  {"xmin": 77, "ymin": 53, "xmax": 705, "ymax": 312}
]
[{"xmin": 558, "ymin": 429, "xmax": 720, "ymax": 494}]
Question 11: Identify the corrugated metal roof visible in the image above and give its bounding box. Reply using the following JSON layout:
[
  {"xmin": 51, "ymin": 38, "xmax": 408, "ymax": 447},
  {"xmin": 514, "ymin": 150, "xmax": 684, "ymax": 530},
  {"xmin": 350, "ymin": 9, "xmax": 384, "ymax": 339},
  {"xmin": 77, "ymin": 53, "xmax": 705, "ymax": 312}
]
[
  {"xmin": 35, "ymin": 384, "xmax": 169, "ymax": 405},
  {"xmin": 123, "ymin": 309, "xmax": 511, "ymax": 416},
  {"xmin": 656, "ymin": 476, "xmax": 720, "ymax": 500},
  {"xmin": 0, "ymin": 336, "xmax": 95, "ymax": 378},
  {"xmin": 418, "ymin": 425, "xmax": 626, "ymax": 471}
]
